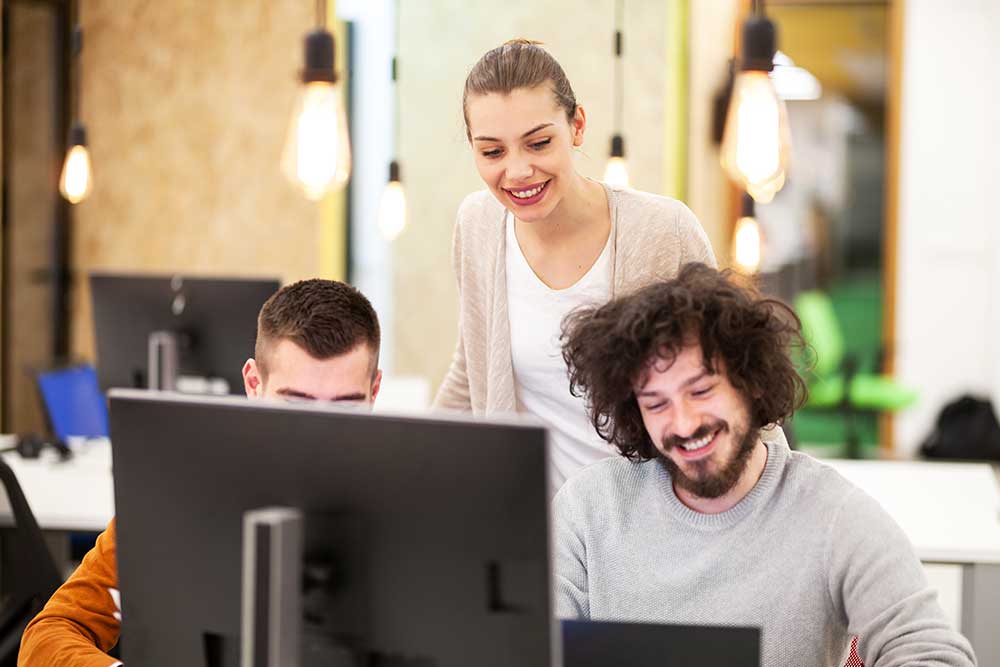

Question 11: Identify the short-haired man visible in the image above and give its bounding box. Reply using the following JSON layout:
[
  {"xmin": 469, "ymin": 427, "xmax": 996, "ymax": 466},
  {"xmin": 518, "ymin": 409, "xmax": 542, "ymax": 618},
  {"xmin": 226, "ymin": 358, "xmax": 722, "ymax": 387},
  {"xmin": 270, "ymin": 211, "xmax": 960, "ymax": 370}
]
[
  {"xmin": 19, "ymin": 279, "xmax": 381, "ymax": 667},
  {"xmin": 556, "ymin": 263, "xmax": 975, "ymax": 667}
]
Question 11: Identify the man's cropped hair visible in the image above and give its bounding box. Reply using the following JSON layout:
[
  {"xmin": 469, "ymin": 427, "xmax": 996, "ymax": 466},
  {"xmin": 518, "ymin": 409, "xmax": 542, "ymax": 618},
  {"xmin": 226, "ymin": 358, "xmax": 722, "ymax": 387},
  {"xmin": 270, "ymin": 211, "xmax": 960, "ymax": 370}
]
[{"xmin": 255, "ymin": 279, "xmax": 380, "ymax": 377}]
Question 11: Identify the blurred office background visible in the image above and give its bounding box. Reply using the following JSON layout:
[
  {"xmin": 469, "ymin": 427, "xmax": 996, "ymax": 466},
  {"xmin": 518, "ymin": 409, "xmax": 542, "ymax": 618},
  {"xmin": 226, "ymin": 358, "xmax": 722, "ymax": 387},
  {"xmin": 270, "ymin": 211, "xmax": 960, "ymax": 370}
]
[{"xmin": 2, "ymin": 0, "xmax": 999, "ymax": 460}]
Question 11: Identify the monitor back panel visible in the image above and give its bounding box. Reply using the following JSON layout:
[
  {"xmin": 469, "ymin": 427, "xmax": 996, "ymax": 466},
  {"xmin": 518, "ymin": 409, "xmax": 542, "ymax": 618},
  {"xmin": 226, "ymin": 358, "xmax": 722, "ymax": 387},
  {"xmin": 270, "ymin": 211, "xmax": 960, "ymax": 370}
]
[
  {"xmin": 562, "ymin": 619, "xmax": 760, "ymax": 667},
  {"xmin": 90, "ymin": 274, "xmax": 279, "ymax": 393},
  {"xmin": 110, "ymin": 392, "xmax": 551, "ymax": 667}
]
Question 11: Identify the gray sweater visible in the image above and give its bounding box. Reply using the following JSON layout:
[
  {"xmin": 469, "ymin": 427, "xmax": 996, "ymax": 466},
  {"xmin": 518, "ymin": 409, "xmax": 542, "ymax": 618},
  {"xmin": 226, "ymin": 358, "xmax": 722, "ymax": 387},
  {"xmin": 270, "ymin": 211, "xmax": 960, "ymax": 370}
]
[{"xmin": 553, "ymin": 438, "xmax": 977, "ymax": 667}]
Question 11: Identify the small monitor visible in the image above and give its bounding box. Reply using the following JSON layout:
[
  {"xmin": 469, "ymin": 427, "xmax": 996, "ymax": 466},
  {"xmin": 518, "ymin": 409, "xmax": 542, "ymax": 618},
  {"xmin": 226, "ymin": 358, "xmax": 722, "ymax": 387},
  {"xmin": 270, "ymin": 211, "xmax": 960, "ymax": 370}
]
[
  {"xmin": 36, "ymin": 365, "xmax": 109, "ymax": 441},
  {"xmin": 89, "ymin": 273, "xmax": 280, "ymax": 394},
  {"xmin": 109, "ymin": 391, "xmax": 552, "ymax": 667},
  {"xmin": 562, "ymin": 619, "xmax": 760, "ymax": 667}
]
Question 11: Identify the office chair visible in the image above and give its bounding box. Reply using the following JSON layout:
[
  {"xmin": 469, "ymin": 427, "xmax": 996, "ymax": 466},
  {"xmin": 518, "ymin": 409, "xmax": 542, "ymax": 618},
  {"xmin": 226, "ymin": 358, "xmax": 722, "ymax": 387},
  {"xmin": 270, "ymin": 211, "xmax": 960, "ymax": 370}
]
[
  {"xmin": 0, "ymin": 459, "xmax": 63, "ymax": 667},
  {"xmin": 795, "ymin": 290, "xmax": 918, "ymax": 459}
]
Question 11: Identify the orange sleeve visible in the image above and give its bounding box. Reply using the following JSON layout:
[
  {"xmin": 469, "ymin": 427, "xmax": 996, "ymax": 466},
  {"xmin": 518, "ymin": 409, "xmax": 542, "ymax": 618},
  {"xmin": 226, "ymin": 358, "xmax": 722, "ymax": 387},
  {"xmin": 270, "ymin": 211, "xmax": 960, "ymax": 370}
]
[{"xmin": 18, "ymin": 519, "xmax": 122, "ymax": 667}]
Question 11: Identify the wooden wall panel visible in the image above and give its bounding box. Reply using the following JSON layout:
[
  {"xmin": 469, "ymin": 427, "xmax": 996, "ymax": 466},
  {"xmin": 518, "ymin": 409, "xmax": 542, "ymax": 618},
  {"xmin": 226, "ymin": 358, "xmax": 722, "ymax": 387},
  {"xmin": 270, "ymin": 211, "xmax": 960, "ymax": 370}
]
[
  {"xmin": 70, "ymin": 0, "xmax": 320, "ymax": 362},
  {"xmin": 5, "ymin": 4, "xmax": 59, "ymax": 433}
]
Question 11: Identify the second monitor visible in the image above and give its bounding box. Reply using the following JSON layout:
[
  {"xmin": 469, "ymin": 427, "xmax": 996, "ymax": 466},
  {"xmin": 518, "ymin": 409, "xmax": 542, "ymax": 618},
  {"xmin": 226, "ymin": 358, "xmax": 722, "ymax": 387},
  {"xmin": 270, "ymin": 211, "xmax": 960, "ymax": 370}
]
[{"xmin": 90, "ymin": 273, "xmax": 279, "ymax": 394}]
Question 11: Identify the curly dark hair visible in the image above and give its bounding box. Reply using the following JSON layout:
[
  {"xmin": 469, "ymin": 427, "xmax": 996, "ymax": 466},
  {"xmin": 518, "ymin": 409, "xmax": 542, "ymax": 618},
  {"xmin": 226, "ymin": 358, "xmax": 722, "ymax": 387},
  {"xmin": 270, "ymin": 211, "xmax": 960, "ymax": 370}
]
[{"xmin": 561, "ymin": 263, "xmax": 807, "ymax": 461}]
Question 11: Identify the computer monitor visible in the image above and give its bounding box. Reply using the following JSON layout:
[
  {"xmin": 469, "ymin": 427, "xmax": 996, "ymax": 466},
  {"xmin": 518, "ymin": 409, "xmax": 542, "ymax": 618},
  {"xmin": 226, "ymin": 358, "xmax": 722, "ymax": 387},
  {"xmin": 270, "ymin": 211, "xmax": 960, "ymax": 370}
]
[
  {"xmin": 89, "ymin": 273, "xmax": 280, "ymax": 394},
  {"xmin": 36, "ymin": 364, "xmax": 109, "ymax": 441},
  {"xmin": 109, "ymin": 391, "xmax": 552, "ymax": 667},
  {"xmin": 562, "ymin": 619, "xmax": 760, "ymax": 667}
]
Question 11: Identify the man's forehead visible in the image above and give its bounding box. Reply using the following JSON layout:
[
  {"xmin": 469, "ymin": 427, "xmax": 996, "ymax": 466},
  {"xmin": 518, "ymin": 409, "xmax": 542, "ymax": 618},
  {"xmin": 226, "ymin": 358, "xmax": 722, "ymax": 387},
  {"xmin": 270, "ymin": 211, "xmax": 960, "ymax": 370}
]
[{"xmin": 635, "ymin": 345, "xmax": 715, "ymax": 392}]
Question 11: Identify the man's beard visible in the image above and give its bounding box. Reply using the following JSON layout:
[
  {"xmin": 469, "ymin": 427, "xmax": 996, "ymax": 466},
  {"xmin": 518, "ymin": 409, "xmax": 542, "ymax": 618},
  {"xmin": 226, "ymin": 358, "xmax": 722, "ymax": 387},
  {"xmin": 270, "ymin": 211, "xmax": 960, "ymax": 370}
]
[{"xmin": 659, "ymin": 418, "xmax": 758, "ymax": 499}]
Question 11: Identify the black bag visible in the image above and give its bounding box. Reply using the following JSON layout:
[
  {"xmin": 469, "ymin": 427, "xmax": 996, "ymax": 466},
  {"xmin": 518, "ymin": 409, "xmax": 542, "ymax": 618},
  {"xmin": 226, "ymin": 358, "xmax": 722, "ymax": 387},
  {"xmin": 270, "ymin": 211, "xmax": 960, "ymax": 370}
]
[{"xmin": 920, "ymin": 395, "xmax": 1000, "ymax": 461}]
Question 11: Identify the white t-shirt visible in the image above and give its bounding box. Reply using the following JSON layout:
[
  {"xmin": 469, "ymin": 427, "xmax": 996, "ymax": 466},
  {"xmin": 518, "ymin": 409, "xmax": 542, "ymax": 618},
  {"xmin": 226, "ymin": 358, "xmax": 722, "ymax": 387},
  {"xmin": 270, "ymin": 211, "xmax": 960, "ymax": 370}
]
[{"xmin": 505, "ymin": 215, "xmax": 616, "ymax": 490}]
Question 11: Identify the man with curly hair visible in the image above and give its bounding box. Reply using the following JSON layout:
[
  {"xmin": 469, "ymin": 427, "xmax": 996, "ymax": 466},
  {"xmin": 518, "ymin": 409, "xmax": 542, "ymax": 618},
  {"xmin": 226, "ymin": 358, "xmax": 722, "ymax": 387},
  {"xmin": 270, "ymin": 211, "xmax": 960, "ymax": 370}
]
[{"xmin": 556, "ymin": 263, "xmax": 974, "ymax": 667}]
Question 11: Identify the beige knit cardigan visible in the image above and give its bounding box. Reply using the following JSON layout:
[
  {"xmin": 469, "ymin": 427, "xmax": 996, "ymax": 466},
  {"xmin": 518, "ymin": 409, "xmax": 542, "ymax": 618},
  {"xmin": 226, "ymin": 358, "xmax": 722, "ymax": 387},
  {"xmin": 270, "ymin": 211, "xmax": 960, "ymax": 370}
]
[{"xmin": 433, "ymin": 183, "xmax": 717, "ymax": 415}]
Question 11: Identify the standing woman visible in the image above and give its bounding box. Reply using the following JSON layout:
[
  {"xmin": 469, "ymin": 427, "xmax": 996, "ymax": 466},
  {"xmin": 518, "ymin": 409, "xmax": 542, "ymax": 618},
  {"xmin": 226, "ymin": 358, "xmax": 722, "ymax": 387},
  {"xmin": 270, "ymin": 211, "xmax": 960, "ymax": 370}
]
[{"xmin": 434, "ymin": 40, "xmax": 716, "ymax": 488}]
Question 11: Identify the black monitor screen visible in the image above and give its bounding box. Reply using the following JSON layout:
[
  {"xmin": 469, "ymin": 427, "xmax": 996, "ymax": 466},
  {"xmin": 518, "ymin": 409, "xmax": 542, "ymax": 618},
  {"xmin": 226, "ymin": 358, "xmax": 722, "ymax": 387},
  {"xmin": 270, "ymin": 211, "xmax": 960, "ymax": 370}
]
[
  {"xmin": 109, "ymin": 391, "xmax": 552, "ymax": 667},
  {"xmin": 90, "ymin": 273, "xmax": 279, "ymax": 394},
  {"xmin": 562, "ymin": 619, "xmax": 760, "ymax": 667}
]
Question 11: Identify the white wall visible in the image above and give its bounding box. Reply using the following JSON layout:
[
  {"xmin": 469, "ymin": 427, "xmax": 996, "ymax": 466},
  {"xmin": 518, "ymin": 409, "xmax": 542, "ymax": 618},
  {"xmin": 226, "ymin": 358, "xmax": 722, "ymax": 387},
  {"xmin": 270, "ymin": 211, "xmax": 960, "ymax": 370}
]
[
  {"xmin": 989, "ymin": 1, "xmax": 1000, "ymax": 444},
  {"xmin": 894, "ymin": 0, "xmax": 1000, "ymax": 455},
  {"xmin": 338, "ymin": 0, "xmax": 396, "ymax": 371}
]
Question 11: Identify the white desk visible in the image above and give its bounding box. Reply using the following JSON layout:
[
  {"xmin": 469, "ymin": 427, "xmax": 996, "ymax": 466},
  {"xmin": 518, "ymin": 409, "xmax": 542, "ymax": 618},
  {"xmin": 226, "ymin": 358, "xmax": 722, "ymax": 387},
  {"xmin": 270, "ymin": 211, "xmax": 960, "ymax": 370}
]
[
  {"xmin": 823, "ymin": 459, "xmax": 1000, "ymax": 564},
  {"xmin": 0, "ymin": 438, "xmax": 114, "ymax": 532},
  {"xmin": 823, "ymin": 458, "xmax": 1000, "ymax": 664}
]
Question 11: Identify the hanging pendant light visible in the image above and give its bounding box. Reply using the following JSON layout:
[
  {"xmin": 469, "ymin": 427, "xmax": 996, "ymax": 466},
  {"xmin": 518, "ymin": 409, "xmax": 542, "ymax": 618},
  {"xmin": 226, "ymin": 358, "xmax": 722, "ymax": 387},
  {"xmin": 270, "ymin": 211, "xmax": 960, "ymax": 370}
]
[
  {"xmin": 378, "ymin": 160, "xmax": 407, "ymax": 240},
  {"xmin": 60, "ymin": 123, "xmax": 93, "ymax": 204},
  {"xmin": 378, "ymin": 2, "xmax": 407, "ymax": 241},
  {"xmin": 281, "ymin": 0, "xmax": 352, "ymax": 200},
  {"xmin": 732, "ymin": 193, "xmax": 763, "ymax": 274},
  {"xmin": 603, "ymin": 0, "xmax": 630, "ymax": 188},
  {"xmin": 603, "ymin": 134, "xmax": 629, "ymax": 188},
  {"xmin": 60, "ymin": 21, "xmax": 92, "ymax": 205},
  {"xmin": 720, "ymin": 0, "xmax": 791, "ymax": 204}
]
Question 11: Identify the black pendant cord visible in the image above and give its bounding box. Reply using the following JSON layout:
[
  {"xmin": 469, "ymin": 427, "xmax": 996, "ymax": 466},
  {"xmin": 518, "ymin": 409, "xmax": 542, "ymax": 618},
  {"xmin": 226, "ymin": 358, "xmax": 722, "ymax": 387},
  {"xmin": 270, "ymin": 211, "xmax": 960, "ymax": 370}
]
[
  {"xmin": 316, "ymin": 0, "xmax": 327, "ymax": 28},
  {"xmin": 70, "ymin": 0, "xmax": 81, "ymax": 127},
  {"xmin": 391, "ymin": 0, "xmax": 400, "ymax": 180},
  {"xmin": 613, "ymin": 0, "xmax": 624, "ymax": 137}
]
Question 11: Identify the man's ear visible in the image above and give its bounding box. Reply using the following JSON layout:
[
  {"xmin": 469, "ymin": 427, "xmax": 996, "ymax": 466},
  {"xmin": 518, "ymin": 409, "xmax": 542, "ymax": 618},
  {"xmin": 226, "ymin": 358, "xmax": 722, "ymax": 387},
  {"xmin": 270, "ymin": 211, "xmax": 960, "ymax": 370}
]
[
  {"xmin": 243, "ymin": 358, "xmax": 263, "ymax": 398},
  {"xmin": 370, "ymin": 369, "xmax": 383, "ymax": 404}
]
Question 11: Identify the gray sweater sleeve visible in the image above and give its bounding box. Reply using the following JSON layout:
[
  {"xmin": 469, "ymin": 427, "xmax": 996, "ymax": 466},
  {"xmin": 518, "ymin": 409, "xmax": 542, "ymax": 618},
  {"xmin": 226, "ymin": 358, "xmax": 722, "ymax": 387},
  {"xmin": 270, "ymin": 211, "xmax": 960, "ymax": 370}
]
[
  {"xmin": 827, "ymin": 487, "xmax": 977, "ymax": 666},
  {"xmin": 552, "ymin": 486, "xmax": 591, "ymax": 620}
]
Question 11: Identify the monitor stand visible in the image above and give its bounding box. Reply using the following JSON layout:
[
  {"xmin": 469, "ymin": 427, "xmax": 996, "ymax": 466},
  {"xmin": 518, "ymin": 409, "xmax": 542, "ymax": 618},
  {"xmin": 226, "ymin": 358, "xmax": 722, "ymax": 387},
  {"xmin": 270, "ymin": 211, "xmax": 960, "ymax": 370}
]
[
  {"xmin": 147, "ymin": 330, "xmax": 178, "ymax": 391},
  {"xmin": 241, "ymin": 507, "xmax": 303, "ymax": 667},
  {"xmin": 239, "ymin": 508, "xmax": 373, "ymax": 667}
]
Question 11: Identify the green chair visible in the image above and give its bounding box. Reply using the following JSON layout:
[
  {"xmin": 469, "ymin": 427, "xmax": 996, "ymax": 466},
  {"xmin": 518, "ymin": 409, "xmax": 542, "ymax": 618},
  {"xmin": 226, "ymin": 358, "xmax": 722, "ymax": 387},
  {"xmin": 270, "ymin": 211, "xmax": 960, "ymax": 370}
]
[{"xmin": 794, "ymin": 290, "xmax": 918, "ymax": 458}]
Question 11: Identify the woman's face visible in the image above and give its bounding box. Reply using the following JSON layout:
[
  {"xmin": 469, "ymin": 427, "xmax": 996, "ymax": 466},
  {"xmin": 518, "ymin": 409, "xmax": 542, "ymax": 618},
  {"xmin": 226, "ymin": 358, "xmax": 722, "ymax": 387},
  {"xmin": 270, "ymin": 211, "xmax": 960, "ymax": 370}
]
[{"xmin": 466, "ymin": 85, "xmax": 585, "ymax": 222}]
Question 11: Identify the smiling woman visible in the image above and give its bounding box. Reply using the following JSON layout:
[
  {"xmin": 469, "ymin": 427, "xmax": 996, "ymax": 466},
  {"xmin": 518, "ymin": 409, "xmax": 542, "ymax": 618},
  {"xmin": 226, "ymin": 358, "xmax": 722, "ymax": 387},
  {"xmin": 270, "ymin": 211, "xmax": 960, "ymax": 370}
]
[{"xmin": 432, "ymin": 40, "xmax": 718, "ymax": 490}]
